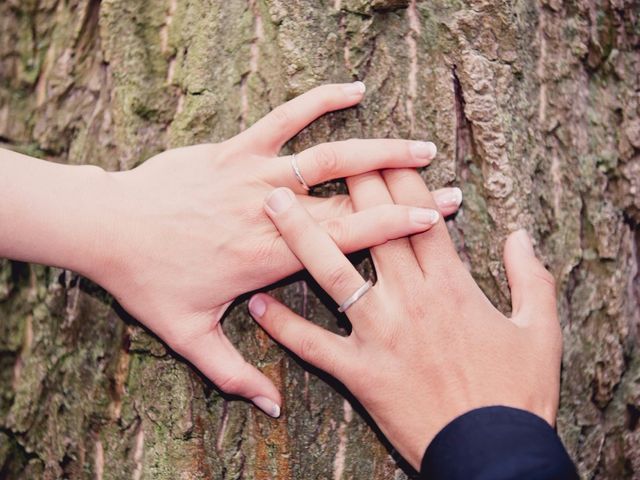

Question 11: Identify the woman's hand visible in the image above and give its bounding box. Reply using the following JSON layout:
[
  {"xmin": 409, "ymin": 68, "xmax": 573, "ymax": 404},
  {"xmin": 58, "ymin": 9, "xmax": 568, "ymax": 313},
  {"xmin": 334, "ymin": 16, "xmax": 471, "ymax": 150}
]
[
  {"xmin": 248, "ymin": 169, "xmax": 562, "ymax": 468},
  {"xmin": 82, "ymin": 83, "xmax": 462, "ymax": 416}
]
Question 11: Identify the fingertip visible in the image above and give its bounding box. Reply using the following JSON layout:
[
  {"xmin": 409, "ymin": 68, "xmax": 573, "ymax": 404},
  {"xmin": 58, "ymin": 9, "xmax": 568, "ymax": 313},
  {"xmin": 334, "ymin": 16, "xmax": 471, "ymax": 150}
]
[
  {"xmin": 341, "ymin": 81, "xmax": 366, "ymax": 99},
  {"xmin": 252, "ymin": 395, "xmax": 282, "ymax": 418},
  {"xmin": 433, "ymin": 187, "xmax": 463, "ymax": 215},
  {"xmin": 424, "ymin": 142, "xmax": 438, "ymax": 160},
  {"xmin": 409, "ymin": 141, "xmax": 437, "ymax": 165},
  {"xmin": 409, "ymin": 207, "xmax": 440, "ymax": 228},
  {"xmin": 504, "ymin": 228, "xmax": 558, "ymax": 323},
  {"xmin": 248, "ymin": 294, "xmax": 268, "ymax": 318},
  {"xmin": 264, "ymin": 187, "xmax": 295, "ymax": 216}
]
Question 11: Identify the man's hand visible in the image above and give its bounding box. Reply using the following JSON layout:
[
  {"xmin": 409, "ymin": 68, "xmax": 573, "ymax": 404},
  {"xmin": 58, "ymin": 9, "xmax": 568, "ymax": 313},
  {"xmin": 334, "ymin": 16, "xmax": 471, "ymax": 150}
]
[{"xmin": 249, "ymin": 169, "xmax": 561, "ymax": 468}]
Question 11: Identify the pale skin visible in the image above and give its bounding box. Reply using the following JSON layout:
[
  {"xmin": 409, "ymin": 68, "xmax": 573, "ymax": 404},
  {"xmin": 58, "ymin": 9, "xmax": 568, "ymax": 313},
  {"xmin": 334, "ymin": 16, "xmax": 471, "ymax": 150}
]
[
  {"xmin": 0, "ymin": 82, "xmax": 464, "ymax": 417},
  {"xmin": 250, "ymin": 177, "xmax": 562, "ymax": 469}
]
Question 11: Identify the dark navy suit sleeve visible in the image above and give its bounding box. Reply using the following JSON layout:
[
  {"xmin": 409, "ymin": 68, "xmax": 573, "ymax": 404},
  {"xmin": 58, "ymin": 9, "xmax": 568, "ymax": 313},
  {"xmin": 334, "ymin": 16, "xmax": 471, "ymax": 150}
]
[{"xmin": 420, "ymin": 406, "xmax": 578, "ymax": 480}]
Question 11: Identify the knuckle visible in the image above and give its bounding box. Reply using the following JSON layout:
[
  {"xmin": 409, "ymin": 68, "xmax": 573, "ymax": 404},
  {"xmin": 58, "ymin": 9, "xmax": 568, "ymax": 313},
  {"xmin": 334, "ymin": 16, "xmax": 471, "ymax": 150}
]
[
  {"xmin": 375, "ymin": 320, "xmax": 403, "ymax": 350},
  {"xmin": 324, "ymin": 217, "xmax": 350, "ymax": 244},
  {"xmin": 327, "ymin": 195, "xmax": 353, "ymax": 218},
  {"xmin": 217, "ymin": 372, "xmax": 243, "ymax": 395},
  {"xmin": 213, "ymin": 141, "xmax": 237, "ymax": 163},
  {"xmin": 312, "ymin": 144, "xmax": 341, "ymax": 175},
  {"xmin": 323, "ymin": 264, "xmax": 355, "ymax": 294},
  {"xmin": 270, "ymin": 104, "xmax": 293, "ymax": 127},
  {"xmin": 425, "ymin": 270, "xmax": 468, "ymax": 309},
  {"xmin": 224, "ymin": 237, "xmax": 281, "ymax": 271},
  {"xmin": 299, "ymin": 336, "xmax": 340, "ymax": 376},
  {"xmin": 405, "ymin": 301, "xmax": 429, "ymax": 323},
  {"xmin": 298, "ymin": 335, "xmax": 321, "ymax": 363}
]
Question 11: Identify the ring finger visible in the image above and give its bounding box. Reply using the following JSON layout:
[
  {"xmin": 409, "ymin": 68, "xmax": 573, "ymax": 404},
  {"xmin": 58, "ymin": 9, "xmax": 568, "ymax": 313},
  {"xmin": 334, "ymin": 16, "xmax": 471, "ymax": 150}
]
[
  {"xmin": 264, "ymin": 139, "xmax": 436, "ymax": 194},
  {"xmin": 263, "ymin": 187, "xmax": 373, "ymax": 317}
]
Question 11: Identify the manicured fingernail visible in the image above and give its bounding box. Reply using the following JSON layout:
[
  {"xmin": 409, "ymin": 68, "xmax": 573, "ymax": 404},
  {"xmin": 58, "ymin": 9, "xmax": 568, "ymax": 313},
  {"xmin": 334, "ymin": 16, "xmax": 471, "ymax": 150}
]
[
  {"xmin": 343, "ymin": 81, "xmax": 366, "ymax": 96},
  {"xmin": 410, "ymin": 141, "xmax": 437, "ymax": 160},
  {"xmin": 248, "ymin": 295, "xmax": 266, "ymax": 318},
  {"xmin": 434, "ymin": 187, "xmax": 462, "ymax": 208},
  {"xmin": 410, "ymin": 208, "xmax": 439, "ymax": 226},
  {"xmin": 513, "ymin": 229, "xmax": 535, "ymax": 256},
  {"xmin": 252, "ymin": 396, "xmax": 281, "ymax": 418},
  {"xmin": 265, "ymin": 188, "xmax": 294, "ymax": 214}
]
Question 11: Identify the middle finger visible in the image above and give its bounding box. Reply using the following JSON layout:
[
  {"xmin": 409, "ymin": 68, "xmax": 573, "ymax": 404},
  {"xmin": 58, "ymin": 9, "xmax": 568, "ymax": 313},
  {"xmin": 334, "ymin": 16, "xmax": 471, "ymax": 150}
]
[{"xmin": 300, "ymin": 187, "xmax": 464, "ymax": 222}]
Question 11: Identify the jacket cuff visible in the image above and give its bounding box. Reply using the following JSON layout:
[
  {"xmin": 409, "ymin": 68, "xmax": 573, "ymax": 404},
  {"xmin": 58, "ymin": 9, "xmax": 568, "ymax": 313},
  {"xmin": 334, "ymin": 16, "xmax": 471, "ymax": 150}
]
[{"xmin": 420, "ymin": 406, "xmax": 578, "ymax": 480}]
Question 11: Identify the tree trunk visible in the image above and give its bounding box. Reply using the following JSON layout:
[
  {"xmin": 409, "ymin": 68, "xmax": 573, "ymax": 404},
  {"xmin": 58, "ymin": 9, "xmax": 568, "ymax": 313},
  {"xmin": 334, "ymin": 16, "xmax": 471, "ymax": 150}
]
[{"xmin": 0, "ymin": 0, "xmax": 639, "ymax": 478}]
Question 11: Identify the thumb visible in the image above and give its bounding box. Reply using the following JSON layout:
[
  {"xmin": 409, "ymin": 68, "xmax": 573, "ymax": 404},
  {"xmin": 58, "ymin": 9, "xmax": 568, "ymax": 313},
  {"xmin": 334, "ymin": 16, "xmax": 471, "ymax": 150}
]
[
  {"xmin": 172, "ymin": 323, "xmax": 281, "ymax": 417},
  {"xmin": 504, "ymin": 229, "xmax": 558, "ymax": 327}
]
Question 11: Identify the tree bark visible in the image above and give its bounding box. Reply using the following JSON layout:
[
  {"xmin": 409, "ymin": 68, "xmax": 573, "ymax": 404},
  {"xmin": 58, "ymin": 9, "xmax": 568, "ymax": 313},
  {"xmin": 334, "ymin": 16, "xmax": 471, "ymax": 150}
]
[{"xmin": 0, "ymin": 0, "xmax": 639, "ymax": 478}]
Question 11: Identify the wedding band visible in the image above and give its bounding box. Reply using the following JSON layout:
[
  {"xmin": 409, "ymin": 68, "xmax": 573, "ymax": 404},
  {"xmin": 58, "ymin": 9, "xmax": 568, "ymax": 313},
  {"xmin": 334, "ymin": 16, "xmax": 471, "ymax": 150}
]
[
  {"xmin": 338, "ymin": 280, "xmax": 373, "ymax": 313},
  {"xmin": 290, "ymin": 153, "xmax": 310, "ymax": 191}
]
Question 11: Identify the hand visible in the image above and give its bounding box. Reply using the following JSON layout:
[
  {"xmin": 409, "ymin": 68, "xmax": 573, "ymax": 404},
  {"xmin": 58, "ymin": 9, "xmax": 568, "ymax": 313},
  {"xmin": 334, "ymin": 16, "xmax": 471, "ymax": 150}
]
[
  {"xmin": 85, "ymin": 83, "xmax": 462, "ymax": 416},
  {"xmin": 248, "ymin": 169, "xmax": 562, "ymax": 468}
]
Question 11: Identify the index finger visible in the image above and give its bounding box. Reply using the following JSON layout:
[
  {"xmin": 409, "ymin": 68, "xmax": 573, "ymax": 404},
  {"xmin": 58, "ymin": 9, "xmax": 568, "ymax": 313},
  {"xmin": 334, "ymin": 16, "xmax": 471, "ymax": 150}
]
[
  {"xmin": 263, "ymin": 187, "xmax": 369, "ymax": 313},
  {"xmin": 237, "ymin": 82, "xmax": 366, "ymax": 156}
]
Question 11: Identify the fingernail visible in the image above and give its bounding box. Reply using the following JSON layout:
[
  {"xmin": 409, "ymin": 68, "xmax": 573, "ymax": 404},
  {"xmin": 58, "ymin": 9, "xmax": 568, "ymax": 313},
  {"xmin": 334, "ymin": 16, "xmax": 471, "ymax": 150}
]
[
  {"xmin": 410, "ymin": 208, "xmax": 439, "ymax": 226},
  {"xmin": 343, "ymin": 81, "xmax": 366, "ymax": 96},
  {"xmin": 252, "ymin": 396, "xmax": 281, "ymax": 418},
  {"xmin": 513, "ymin": 229, "xmax": 535, "ymax": 256},
  {"xmin": 434, "ymin": 187, "xmax": 462, "ymax": 208},
  {"xmin": 248, "ymin": 295, "xmax": 266, "ymax": 318},
  {"xmin": 410, "ymin": 141, "xmax": 437, "ymax": 160},
  {"xmin": 265, "ymin": 188, "xmax": 294, "ymax": 214}
]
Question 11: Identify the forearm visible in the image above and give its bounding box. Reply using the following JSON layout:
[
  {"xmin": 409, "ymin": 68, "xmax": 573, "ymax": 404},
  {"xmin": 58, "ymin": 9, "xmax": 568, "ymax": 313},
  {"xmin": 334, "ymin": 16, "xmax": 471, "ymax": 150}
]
[{"xmin": 0, "ymin": 148, "xmax": 110, "ymax": 278}]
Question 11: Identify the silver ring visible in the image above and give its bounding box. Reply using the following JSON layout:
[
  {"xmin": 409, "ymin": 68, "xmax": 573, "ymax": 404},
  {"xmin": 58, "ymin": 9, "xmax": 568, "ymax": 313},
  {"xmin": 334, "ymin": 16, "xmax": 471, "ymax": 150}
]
[
  {"xmin": 338, "ymin": 280, "xmax": 373, "ymax": 313},
  {"xmin": 290, "ymin": 153, "xmax": 310, "ymax": 191}
]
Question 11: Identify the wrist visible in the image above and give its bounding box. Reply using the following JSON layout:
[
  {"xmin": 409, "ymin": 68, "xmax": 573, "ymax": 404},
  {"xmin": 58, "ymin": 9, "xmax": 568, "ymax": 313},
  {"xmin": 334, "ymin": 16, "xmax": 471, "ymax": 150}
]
[
  {"xmin": 0, "ymin": 150, "xmax": 116, "ymax": 278},
  {"xmin": 71, "ymin": 167, "xmax": 147, "ymax": 294},
  {"xmin": 66, "ymin": 167, "xmax": 123, "ymax": 282},
  {"xmin": 27, "ymin": 163, "xmax": 117, "ymax": 280}
]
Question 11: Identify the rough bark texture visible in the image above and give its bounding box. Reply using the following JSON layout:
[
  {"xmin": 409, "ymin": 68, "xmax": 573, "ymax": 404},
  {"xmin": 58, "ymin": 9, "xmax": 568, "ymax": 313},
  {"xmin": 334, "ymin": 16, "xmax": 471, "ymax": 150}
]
[{"xmin": 0, "ymin": 0, "xmax": 639, "ymax": 478}]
